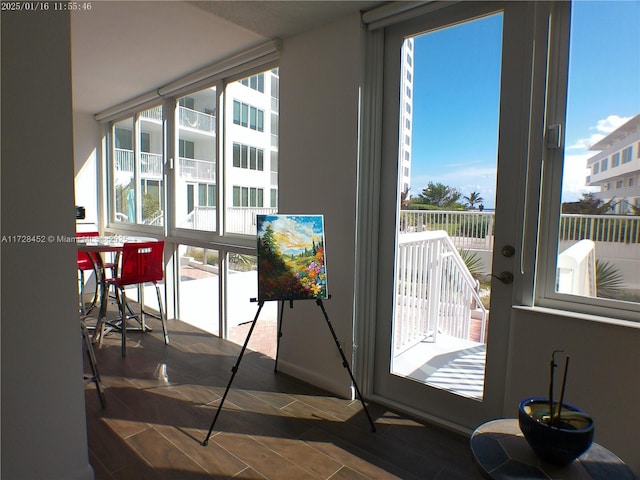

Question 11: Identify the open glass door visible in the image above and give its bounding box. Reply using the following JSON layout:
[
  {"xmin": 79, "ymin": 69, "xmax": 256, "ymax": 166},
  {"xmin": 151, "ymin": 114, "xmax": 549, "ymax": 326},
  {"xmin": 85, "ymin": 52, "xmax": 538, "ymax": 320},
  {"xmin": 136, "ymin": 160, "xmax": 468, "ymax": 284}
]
[{"xmin": 372, "ymin": 1, "xmax": 543, "ymax": 428}]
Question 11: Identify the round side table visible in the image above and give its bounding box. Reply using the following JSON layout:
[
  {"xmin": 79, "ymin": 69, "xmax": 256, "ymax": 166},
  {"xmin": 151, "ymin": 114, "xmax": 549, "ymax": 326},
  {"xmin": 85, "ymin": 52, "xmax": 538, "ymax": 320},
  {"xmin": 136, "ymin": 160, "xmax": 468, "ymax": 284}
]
[{"xmin": 470, "ymin": 419, "xmax": 637, "ymax": 480}]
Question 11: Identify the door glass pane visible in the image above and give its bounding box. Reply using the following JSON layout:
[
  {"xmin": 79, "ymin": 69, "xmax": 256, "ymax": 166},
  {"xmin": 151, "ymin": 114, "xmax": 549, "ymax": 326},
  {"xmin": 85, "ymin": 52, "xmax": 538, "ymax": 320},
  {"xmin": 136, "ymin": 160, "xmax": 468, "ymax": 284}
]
[
  {"xmin": 555, "ymin": 2, "xmax": 639, "ymax": 304},
  {"xmin": 225, "ymin": 68, "xmax": 279, "ymax": 235},
  {"xmin": 140, "ymin": 106, "xmax": 163, "ymax": 226},
  {"xmin": 178, "ymin": 245, "xmax": 219, "ymax": 336},
  {"xmin": 392, "ymin": 14, "xmax": 503, "ymax": 400},
  {"xmin": 175, "ymin": 88, "xmax": 217, "ymax": 231},
  {"xmin": 113, "ymin": 117, "xmax": 134, "ymax": 223}
]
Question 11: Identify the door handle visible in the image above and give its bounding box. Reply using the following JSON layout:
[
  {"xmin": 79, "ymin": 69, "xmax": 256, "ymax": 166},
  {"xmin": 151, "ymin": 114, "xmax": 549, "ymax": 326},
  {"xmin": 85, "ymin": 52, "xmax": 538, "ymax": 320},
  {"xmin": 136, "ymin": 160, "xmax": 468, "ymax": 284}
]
[{"xmin": 491, "ymin": 271, "xmax": 514, "ymax": 285}]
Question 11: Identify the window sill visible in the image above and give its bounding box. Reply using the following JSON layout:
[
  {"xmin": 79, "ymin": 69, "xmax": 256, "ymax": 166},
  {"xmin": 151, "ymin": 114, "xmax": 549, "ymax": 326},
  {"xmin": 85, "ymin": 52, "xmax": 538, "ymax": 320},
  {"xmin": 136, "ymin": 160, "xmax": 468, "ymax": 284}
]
[{"xmin": 513, "ymin": 305, "xmax": 640, "ymax": 330}]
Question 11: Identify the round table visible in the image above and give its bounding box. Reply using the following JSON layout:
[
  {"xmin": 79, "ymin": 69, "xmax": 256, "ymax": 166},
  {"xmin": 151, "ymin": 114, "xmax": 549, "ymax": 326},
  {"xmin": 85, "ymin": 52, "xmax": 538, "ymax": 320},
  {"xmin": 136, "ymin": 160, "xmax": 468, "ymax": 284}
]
[{"xmin": 470, "ymin": 419, "xmax": 637, "ymax": 480}]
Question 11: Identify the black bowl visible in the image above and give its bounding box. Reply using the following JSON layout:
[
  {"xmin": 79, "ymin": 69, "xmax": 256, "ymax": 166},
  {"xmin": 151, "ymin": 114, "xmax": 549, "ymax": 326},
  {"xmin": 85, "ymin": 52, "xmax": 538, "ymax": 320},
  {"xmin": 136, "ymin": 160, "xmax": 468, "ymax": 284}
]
[{"xmin": 518, "ymin": 397, "xmax": 594, "ymax": 465}]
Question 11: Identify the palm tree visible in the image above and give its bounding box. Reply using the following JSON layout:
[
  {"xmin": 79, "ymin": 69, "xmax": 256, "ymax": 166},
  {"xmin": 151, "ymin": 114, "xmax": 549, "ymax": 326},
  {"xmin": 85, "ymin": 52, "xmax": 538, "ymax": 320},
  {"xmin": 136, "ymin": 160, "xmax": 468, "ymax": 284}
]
[
  {"xmin": 400, "ymin": 186, "xmax": 411, "ymax": 209},
  {"xmin": 463, "ymin": 191, "xmax": 484, "ymax": 210}
]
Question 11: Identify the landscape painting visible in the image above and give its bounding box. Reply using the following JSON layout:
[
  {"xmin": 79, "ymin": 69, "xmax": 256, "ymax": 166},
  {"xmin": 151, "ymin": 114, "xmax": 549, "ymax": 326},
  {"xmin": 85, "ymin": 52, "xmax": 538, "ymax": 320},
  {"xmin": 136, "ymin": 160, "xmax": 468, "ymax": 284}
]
[{"xmin": 257, "ymin": 214, "xmax": 328, "ymax": 301}]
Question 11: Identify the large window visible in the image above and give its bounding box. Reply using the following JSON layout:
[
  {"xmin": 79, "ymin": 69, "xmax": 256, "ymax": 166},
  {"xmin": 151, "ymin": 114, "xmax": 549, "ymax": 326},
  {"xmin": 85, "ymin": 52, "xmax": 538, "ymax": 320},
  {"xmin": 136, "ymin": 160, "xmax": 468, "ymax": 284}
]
[
  {"xmin": 101, "ymin": 42, "xmax": 280, "ymax": 354},
  {"xmin": 538, "ymin": 1, "xmax": 639, "ymax": 321},
  {"xmin": 175, "ymin": 87, "xmax": 217, "ymax": 232},
  {"xmin": 111, "ymin": 106, "xmax": 164, "ymax": 226},
  {"xmin": 225, "ymin": 69, "xmax": 279, "ymax": 235}
]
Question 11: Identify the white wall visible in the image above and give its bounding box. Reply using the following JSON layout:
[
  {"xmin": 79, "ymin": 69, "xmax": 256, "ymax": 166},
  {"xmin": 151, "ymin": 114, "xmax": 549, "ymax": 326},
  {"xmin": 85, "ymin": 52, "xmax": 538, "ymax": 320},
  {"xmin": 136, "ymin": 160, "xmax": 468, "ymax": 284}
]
[
  {"xmin": 74, "ymin": 112, "xmax": 100, "ymax": 227},
  {"xmin": 276, "ymin": 13, "xmax": 363, "ymax": 398},
  {"xmin": 1, "ymin": 10, "xmax": 94, "ymax": 480},
  {"xmin": 506, "ymin": 308, "xmax": 640, "ymax": 472}
]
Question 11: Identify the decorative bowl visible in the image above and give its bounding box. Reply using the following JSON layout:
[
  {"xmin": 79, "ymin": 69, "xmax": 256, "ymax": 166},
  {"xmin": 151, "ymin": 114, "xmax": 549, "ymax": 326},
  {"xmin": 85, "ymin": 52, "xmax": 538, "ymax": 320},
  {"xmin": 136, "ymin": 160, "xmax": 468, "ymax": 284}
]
[{"xmin": 518, "ymin": 397, "xmax": 594, "ymax": 465}]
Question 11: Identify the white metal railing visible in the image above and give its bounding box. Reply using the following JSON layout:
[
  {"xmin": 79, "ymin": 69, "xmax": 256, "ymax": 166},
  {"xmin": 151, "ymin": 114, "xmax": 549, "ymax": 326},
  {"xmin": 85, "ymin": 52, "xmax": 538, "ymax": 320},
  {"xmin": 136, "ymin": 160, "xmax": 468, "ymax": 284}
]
[
  {"xmin": 114, "ymin": 148, "xmax": 134, "ymax": 173},
  {"xmin": 140, "ymin": 152, "xmax": 163, "ymax": 178},
  {"xmin": 559, "ymin": 213, "xmax": 639, "ymax": 244},
  {"xmin": 144, "ymin": 210, "xmax": 164, "ymax": 226},
  {"xmin": 395, "ymin": 230, "xmax": 487, "ymax": 353},
  {"xmin": 179, "ymin": 106, "xmax": 215, "ymax": 132},
  {"xmin": 399, "ymin": 210, "xmax": 495, "ymax": 251},
  {"xmin": 178, "ymin": 157, "xmax": 216, "ymax": 182},
  {"xmin": 226, "ymin": 207, "xmax": 278, "ymax": 235},
  {"xmin": 114, "ymin": 149, "xmax": 162, "ymax": 179},
  {"xmin": 400, "ymin": 210, "xmax": 640, "ymax": 249},
  {"xmin": 140, "ymin": 106, "xmax": 162, "ymax": 122},
  {"xmin": 179, "ymin": 206, "xmax": 278, "ymax": 233}
]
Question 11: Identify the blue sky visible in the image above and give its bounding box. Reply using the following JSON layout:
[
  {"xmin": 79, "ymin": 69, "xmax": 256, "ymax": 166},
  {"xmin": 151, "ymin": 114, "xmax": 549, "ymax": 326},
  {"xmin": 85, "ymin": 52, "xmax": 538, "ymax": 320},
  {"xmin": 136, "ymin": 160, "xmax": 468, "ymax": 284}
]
[{"xmin": 409, "ymin": 1, "xmax": 640, "ymax": 209}]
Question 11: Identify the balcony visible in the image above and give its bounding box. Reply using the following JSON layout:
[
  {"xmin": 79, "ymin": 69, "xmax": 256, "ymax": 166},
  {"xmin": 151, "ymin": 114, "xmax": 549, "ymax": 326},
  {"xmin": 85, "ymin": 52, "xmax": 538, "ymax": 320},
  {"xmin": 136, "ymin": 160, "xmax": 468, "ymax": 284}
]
[
  {"xmin": 179, "ymin": 206, "xmax": 278, "ymax": 234},
  {"xmin": 114, "ymin": 148, "xmax": 162, "ymax": 181},
  {"xmin": 178, "ymin": 157, "xmax": 215, "ymax": 182},
  {"xmin": 179, "ymin": 106, "xmax": 215, "ymax": 133}
]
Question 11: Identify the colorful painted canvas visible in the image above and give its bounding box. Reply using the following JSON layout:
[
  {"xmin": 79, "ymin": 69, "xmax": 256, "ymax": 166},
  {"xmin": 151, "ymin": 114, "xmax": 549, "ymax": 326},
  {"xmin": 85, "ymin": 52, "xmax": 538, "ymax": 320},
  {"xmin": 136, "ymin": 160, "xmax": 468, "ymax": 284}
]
[{"xmin": 257, "ymin": 214, "xmax": 328, "ymax": 301}]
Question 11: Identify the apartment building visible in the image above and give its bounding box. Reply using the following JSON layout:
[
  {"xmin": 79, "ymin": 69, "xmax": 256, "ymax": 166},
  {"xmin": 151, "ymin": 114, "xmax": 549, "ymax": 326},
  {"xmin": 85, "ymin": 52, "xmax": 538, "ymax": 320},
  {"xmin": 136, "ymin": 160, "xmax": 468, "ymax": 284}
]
[{"xmin": 586, "ymin": 113, "xmax": 640, "ymax": 213}]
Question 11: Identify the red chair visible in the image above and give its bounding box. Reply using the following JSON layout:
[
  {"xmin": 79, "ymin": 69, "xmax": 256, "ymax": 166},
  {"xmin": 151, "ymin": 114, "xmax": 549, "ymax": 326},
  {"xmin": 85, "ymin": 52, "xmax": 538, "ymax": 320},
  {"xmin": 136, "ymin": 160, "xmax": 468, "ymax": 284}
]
[
  {"xmin": 76, "ymin": 231, "xmax": 99, "ymax": 313},
  {"xmin": 105, "ymin": 241, "xmax": 168, "ymax": 356}
]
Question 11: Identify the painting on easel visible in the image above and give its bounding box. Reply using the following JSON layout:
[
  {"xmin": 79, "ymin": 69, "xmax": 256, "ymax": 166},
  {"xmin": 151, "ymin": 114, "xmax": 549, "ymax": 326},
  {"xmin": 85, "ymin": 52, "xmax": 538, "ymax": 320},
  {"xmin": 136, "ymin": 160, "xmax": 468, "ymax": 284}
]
[{"xmin": 257, "ymin": 214, "xmax": 328, "ymax": 301}]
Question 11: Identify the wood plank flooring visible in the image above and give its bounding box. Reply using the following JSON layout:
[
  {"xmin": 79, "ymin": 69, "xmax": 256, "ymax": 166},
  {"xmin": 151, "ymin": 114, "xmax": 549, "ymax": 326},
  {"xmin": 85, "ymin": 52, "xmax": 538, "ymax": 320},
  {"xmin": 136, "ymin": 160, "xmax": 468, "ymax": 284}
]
[{"xmin": 83, "ymin": 313, "xmax": 484, "ymax": 479}]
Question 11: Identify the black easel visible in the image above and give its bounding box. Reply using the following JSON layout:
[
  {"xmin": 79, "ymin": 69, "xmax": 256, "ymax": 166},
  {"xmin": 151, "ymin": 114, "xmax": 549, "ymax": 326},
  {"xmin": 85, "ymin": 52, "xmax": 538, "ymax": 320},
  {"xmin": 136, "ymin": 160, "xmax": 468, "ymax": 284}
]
[{"xmin": 202, "ymin": 297, "xmax": 375, "ymax": 446}]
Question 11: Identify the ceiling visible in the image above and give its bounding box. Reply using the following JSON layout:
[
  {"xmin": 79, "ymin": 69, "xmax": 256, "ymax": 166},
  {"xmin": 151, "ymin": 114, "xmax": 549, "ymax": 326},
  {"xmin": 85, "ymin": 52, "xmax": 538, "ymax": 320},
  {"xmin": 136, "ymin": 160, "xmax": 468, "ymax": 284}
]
[{"xmin": 71, "ymin": 1, "xmax": 382, "ymax": 115}]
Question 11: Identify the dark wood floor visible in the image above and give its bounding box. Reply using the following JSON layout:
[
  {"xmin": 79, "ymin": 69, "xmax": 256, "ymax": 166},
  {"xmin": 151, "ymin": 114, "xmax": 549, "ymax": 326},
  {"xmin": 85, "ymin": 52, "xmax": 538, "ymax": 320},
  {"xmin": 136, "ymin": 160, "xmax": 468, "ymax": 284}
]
[{"xmin": 84, "ymin": 312, "xmax": 484, "ymax": 479}]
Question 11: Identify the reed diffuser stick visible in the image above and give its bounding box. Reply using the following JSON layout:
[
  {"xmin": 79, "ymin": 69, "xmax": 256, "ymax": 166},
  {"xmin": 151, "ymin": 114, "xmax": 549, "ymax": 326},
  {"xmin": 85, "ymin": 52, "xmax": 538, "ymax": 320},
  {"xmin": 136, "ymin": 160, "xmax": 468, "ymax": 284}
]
[{"xmin": 555, "ymin": 355, "xmax": 570, "ymax": 425}]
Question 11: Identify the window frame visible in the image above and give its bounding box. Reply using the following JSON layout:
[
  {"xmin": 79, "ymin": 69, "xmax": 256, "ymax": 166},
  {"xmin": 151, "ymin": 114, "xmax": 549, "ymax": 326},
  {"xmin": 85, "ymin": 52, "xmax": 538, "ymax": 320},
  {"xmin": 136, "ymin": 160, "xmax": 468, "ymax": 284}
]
[{"xmin": 534, "ymin": 1, "xmax": 639, "ymax": 323}]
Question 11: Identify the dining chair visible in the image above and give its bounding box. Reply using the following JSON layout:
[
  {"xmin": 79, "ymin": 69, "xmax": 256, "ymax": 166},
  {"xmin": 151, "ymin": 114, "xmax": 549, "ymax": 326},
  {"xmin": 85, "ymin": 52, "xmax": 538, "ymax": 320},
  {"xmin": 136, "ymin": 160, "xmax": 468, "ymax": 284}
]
[
  {"xmin": 76, "ymin": 231, "xmax": 100, "ymax": 313},
  {"xmin": 105, "ymin": 241, "xmax": 169, "ymax": 356}
]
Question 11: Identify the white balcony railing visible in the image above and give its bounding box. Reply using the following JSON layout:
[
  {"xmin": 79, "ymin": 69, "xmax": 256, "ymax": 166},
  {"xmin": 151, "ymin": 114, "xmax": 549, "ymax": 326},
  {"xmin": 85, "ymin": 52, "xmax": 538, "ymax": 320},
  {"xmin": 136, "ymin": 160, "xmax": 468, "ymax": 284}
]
[
  {"xmin": 114, "ymin": 148, "xmax": 134, "ymax": 173},
  {"xmin": 114, "ymin": 149, "xmax": 162, "ymax": 180},
  {"xmin": 395, "ymin": 230, "xmax": 487, "ymax": 353},
  {"xmin": 559, "ymin": 213, "xmax": 639, "ymax": 244},
  {"xmin": 140, "ymin": 106, "xmax": 162, "ymax": 122},
  {"xmin": 179, "ymin": 106, "xmax": 215, "ymax": 132},
  {"xmin": 400, "ymin": 209, "xmax": 640, "ymax": 249},
  {"xmin": 141, "ymin": 152, "xmax": 162, "ymax": 179},
  {"xmin": 226, "ymin": 207, "xmax": 278, "ymax": 235},
  {"xmin": 399, "ymin": 210, "xmax": 495, "ymax": 251},
  {"xmin": 179, "ymin": 207, "xmax": 278, "ymax": 234},
  {"xmin": 178, "ymin": 158, "xmax": 216, "ymax": 182}
]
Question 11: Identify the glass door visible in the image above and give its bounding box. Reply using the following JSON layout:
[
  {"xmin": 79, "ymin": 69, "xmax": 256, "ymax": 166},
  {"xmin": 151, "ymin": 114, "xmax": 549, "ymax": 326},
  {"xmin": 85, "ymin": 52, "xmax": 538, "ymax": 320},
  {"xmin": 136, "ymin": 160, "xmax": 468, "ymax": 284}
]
[{"xmin": 372, "ymin": 1, "xmax": 542, "ymax": 428}]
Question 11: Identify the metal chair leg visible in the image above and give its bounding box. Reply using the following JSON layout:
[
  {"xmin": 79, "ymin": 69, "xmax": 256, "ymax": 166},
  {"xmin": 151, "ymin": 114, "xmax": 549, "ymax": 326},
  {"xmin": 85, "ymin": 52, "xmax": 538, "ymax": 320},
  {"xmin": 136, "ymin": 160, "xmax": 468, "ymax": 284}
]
[
  {"xmin": 155, "ymin": 282, "xmax": 169, "ymax": 345},
  {"xmin": 81, "ymin": 320, "xmax": 106, "ymax": 408}
]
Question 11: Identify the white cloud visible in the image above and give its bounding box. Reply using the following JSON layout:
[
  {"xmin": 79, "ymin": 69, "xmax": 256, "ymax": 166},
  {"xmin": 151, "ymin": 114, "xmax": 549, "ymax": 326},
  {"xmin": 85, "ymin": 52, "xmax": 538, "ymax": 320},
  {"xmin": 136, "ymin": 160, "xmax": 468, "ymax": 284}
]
[
  {"xmin": 561, "ymin": 152, "xmax": 598, "ymax": 202},
  {"xmin": 569, "ymin": 114, "xmax": 631, "ymax": 150},
  {"xmin": 595, "ymin": 115, "xmax": 630, "ymax": 134}
]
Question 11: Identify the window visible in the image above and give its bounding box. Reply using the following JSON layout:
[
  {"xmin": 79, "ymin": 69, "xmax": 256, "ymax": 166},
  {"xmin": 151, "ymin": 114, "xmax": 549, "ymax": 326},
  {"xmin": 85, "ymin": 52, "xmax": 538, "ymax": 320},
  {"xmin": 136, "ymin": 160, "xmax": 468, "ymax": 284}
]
[
  {"xmin": 198, "ymin": 183, "xmax": 216, "ymax": 207},
  {"xmin": 102, "ymin": 50, "xmax": 280, "ymax": 353},
  {"xmin": 111, "ymin": 105, "xmax": 164, "ymax": 226},
  {"xmin": 232, "ymin": 143, "xmax": 263, "ymax": 171},
  {"xmin": 538, "ymin": 1, "xmax": 639, "ymax": 321},
  {"xmin": 233, "ymin": 100, "xmax": 264, "ymax": 132},
  {"xmin": 232, "ymin": 186, "xmax": 264, "ymax": 207},
  {"xmin": 612, "ymin": 152, "xmax": 620, "ymax": 167},
  {"xmin": 225, "ymin": 69, "xmax": 278, "ymax": 234},
  {"xmin": 176, "ymin": 87, "xmax": 217, "ymax": 231},
  {"xmin": 241, "ymin": 73, "xmax": 265, "ymax": 93}
]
